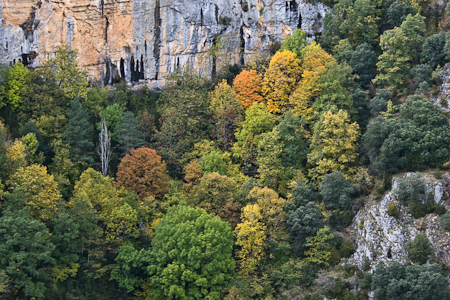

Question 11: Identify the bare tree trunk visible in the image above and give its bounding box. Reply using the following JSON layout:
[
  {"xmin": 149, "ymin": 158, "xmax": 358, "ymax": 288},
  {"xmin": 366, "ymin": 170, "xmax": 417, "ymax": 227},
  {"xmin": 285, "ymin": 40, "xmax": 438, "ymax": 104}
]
[{"xmin": 97, "ymin": 117, "xmax": 112, "ymax": 176}]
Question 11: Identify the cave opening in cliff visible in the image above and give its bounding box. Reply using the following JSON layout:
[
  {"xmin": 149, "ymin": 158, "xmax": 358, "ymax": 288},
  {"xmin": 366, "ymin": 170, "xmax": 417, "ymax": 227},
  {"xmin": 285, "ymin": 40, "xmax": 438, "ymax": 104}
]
[
  {"xmin": 201, "ymin": 9, "xmax": 204, "ymax": 26},
  {"xmin": 298, "ymin": 13, "xmax": 302, "ymax": 29},
  {"xmin": 120, "ymin": 58, "xmax": 125, "ymax": 79},
  {"xmin": 239, "ymin": 26, "xmax": 245, "ymax": 66},
  {"xmin": 141, "ymin": 55, "xmax": 145, "ymax": 79},
  {"xmin": 130, "ymin": 56, "xmax": 136, "ymax": 82},
  {"xmin": 153, "ymin": 0, "xmax": 161, "ymax": 81},
  {"xmin": 104, "ymin": 17, "xmax": 110, "ymax": 43}
]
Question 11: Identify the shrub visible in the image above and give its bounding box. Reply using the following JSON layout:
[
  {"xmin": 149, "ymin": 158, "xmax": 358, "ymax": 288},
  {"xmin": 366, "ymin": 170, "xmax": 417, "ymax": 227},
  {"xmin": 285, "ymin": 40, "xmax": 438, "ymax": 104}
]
[
  {"xmin": 395, "ymin": 173, "xmax": 426, "ymax": 202},
  {"xmin": 440, "ymin": 214, "xmax": 450, "ymax": 230},
  {"xmin": 406, "ymin": 233, "xmax": 433, "ymax": 265},
  {"xmin": 339, "ymin": 240, "xmax": 355, "ymax": 258},
  {"xmin": 408, "ymin": 202, "xmax": 426, "ymax": 219},
  {"xmin": 387, "ymin": 201, "xmax": 399, "ymax": 217},
  {"xmin": 329, "ymin": 249, "xmax": 341, "ymax": 266}
]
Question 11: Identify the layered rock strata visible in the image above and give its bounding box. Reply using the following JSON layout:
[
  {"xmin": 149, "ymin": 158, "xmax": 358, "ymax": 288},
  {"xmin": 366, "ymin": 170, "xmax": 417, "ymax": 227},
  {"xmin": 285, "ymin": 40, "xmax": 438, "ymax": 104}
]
[{"xmin": 0, "ymin": 0, "xmax": 328, "ymax": 87}]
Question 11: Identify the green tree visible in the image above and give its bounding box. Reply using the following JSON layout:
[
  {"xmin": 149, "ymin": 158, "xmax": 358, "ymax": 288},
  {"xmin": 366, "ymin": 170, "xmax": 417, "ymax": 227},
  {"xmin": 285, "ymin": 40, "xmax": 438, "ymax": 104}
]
[
  {"xmin": 374, "ymin": 14, "xmax": 426, "ymax": 93},
  {"xmin": 42, "ymin": 43, "xmax": 88, "ymax": 99},
  {"xmin": 85, "ymin": 86, "xmax": 109, "ymax": 116},
  {"xmin": 232, "ymin": 103, "xmax": 277, "ymax": 175},
  {"xmin": 311, "ymin": 61, "xmax": 357, "ymax": 119},
  {"xmin": 63, "ymin": 99, "xmax": 95, "ymax": 165},
  {"xmin": 322, "ymin": 0, "xmax": 379, "ymax": 50},
  {"xmin": 319, "ymin": 170, "xmax": 354, "ymax": 211},
  {"xmin": 304, "ymin": 226, "xmax": 334, "ymax": 267},
  {"xmin": 155, "ymin": 71, "xmax": 211, "ymax": 177},
  {"xmin": 18, "ymin": 68, "xmax": 69, "ymax": 128},
  {"xmin": 350, "ymin": 43, "xmax": 377, "ymax": 87},
  {"xmin": 147, "ymin": 203, "xmax": 235, "ymax": 299},
  {"xmin": 115, "ymin": 111, "xmax": 145, "ymax": 156},
  {"xmin": 257, "ymin": 130, "xmax": 284, "ymax": 191},
  {"xmin": 287, "ymin": 201, "xmax": 325, "ymax": 256},
  {"xmin": 387, "ymin": 0, "xmax": 417, "ymax": 27},
  {"xmin": 189, "ymin": 172, "xmax": 240, "ymax": 227},
  {"xmin": 209, "ymin": 80, "xmax": 243, "ymax": 151},
  {"xmin": 369, "ymin": 89, "xmax": 391, "ymax": 116},
  {"xmin": 0, "ymin": 62, "xmax": 29, "ymax": 111},
  {"xmin": 333, "ymin": 39, "xmax": 354, "ymax": 64},
  {"xmin": 0, "ymin": 205, "xmax": 55, "ymax": 299},
  {"xmin": 279, "ymin": 29, "xmax": 308, "ymax": 58},
  {"xmin": 199, "ymin": 150, "xmax": 228, "ymax": 175},
  {"xmin": 406, "ymin": 233, "xmax": 434, "ymax": 265},
  {"xmin": 371, "ymin": 262, "xmax": 449, "ymax": 300},
  {"xmin": 99, "ymin": 103, "xmax": 123, "ymax": 139},
  {"xmin": 422, "ymin": 32, "xmax": 446, "ymax": 69}
]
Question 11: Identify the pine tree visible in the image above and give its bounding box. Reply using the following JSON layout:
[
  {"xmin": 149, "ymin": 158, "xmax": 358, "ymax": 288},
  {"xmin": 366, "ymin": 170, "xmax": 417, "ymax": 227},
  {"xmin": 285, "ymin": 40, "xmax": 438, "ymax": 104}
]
[
  {"xmin": 115, "ymin": 111, "xmax": 145, "ymax": 156},
  {"xmin": 63, "ymin": 99, "xmax": 94, "ymax": 165}
]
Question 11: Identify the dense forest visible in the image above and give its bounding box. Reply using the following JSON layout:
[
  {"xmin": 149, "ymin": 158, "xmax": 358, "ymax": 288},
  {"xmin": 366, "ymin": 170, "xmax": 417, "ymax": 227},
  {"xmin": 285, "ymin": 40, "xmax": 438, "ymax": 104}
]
[{"xmin": 2, "ymin": 0, "xmax": 450, "ymax": 299}]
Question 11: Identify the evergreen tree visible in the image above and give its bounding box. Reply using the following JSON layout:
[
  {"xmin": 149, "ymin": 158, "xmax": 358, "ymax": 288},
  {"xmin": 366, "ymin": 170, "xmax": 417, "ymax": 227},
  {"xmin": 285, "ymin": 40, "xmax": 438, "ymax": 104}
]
[
  {"xmin": 115, "ymin": 111, "xmax": 145, "ymax": 156},
  {"xmin": 63, "ymin": 99, "xmax": 94, "ymax": 165},
  {"xmin": 350, "ymin": 43, "xmax": 377, "ymax": 88}
]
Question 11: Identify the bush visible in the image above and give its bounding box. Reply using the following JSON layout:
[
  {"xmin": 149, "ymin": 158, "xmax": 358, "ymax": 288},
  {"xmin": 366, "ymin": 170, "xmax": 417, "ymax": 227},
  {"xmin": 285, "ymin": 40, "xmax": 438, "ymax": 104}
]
[
  {"xmin": 387, "ymin": 201, "xmax": 399, "ymax": 217},
  {"xmin": 395, "ymin": 173, "xmax": 426, "ymax": 202},
  {"xmin": 406, "ymin": 233, "xmax": 433, "ymax": 265},
  {"xmin": 329, "ymin": 249, "xmax": 341, "ymax": 266},
  {"xmin": 408, "ymin": 202, "xmax": 426, "ymax": 218},
  {"xmin": 440, "ymin": 214, "xmax": 450, "ymax": 230},
  {"xmin": 362, "ymin": 256, "xmax": 371, "ymax": 271},
  {"xmin": 339, "ymin": 240, "xmax": 355, "ymax": 258}
]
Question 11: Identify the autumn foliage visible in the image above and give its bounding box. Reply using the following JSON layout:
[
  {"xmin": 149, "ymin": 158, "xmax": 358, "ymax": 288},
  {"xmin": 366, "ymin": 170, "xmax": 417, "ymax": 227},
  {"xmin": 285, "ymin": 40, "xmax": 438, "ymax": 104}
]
[
  {"xmin": 116, "ymin": 147, "xmax": 170, "ymax": 199},
  {"xmin": 233, "ymin": 70, "xmax": 264, "ymax": 109}
]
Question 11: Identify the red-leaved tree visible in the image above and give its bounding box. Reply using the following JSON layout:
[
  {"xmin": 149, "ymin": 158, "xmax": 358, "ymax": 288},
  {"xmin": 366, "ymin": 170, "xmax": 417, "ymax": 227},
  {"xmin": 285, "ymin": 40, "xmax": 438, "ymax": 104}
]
[{"xmin": 116, "ymin": 147, "xmax": 170, "ymax": 198}]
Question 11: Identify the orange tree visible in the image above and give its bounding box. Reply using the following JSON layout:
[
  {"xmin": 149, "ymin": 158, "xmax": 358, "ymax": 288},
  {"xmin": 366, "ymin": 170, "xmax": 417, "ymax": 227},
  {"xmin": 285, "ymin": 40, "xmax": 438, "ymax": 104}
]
[
  {"xmin": 116, "ymin": 147, "xmax": 170, "ymax": 199},
  {"xmin": 233, "ymin": 69, "xmax": 264, "ymax": 109}
]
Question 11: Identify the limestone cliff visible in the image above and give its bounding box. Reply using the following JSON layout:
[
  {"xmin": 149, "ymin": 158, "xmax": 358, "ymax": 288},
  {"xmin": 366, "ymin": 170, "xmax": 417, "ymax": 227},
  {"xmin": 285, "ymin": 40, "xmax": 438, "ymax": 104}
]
[
  {"xmin": 0, "ymin": 0, "xmax": 328, "ymax": 87},
  {"xmin": 347, "ymin": 172, "xmax": 450, "ymax": 271}
]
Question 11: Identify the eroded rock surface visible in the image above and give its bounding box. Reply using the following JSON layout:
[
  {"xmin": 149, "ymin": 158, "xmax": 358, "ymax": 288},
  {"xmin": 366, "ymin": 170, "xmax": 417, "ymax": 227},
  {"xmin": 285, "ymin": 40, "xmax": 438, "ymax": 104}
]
[
  {"xmin": 348, "ymin": 173, "xmax": 450, "ymax": 271},
  {"xmin": 0, "ymin": 0, "xmax": 329, "ymax": 87}
]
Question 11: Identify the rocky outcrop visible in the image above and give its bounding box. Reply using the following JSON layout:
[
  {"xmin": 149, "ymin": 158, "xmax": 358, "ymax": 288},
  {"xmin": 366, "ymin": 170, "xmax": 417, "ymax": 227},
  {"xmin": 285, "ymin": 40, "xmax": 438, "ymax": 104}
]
[
  {"xmin": 0, "ymin": 0, "xmax": 329, "ymax": 87},
  {"xmin": 348, "ymin": 173, "xmax": 450, "ymax": 271},
  {"xmin": 430, "ymin": 63, "xmax": 450, "ymax": 113}
]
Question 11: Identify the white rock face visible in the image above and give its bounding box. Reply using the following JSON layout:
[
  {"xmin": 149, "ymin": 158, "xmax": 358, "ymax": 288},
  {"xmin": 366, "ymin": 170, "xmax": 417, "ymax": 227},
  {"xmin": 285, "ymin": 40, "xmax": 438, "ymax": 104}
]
[
  {"xmin": 348, "ymin": 173, "xmax": 450, "ymax": 271},
  {"xmin": 0, "ymin": 0, "xmax": 329, "ymax": 87}
]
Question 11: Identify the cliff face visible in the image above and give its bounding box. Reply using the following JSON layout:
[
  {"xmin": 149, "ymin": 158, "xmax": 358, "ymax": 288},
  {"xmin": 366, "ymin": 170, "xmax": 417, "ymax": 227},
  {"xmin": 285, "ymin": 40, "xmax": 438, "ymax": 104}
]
[
  {"xmin": 348, "ymin": 172, "xmax": 450, "ymax": 272},
  {"xmin": 0, "ymin": 0, "xmax": 328, "ymax": 86}
]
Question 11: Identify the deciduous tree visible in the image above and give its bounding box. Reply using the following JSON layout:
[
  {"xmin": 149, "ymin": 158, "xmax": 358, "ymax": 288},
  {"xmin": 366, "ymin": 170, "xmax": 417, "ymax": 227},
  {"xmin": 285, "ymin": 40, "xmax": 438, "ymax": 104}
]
[
  {"xmin": 209, "ymin": 80, "xmax": 243, "ymax": 151},
  {"xmin": 308, "ymin": 110, "xmax": 360, "ymax": 183},
  {"xmin": 262, "ymin": 51, "xmax": 302, "ymax": 113},
  {"xmin": 233, "ymin": 70, "xmax": 263, "ymax": 109},
  {"xmin": 116, "ymin": 147, "xmax": 169, "ymax": 199},
  {"xmin": 148, "ymin": 204, "xmax": 235, "ymax": 299}
]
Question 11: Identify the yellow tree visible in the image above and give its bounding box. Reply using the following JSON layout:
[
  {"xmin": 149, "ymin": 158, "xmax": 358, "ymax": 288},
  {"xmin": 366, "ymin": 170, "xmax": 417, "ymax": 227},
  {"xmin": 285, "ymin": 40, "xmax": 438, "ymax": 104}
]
[
  {"xmin": 10, "ymin": 164, "xmax": 61, "ymax": 222},
  {"xmin": 262, "ymin": 51, "xmax": 302, "ymax": 113},
  {"xmin": 289, "ymin": 42, "xmax": 335, "ymax": 122},
  {"xmin": 70, "ymin": 168, "xmax": 121, "ymax": 221},
  {"xmin": 235, "ymin": 204, "xmax": 267, "ymax": 275},
  {"xmin": 308, "ymin": 110, "xmax": 360, "ymax": 184},
  {"xmin": 233, "ymin": 70, "xmax": 264, "ymax": 109},
  {"xmin": 249, "ymin": 187, "xmax": 288, "ymax": 243}
]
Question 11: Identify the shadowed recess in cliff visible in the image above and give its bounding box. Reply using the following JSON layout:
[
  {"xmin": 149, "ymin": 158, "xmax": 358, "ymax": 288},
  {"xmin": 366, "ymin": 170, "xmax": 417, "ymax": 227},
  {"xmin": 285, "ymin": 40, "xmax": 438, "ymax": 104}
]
[{"xmin": 153, "ymin": 0, "xmax": 161, "ymax": 81}]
